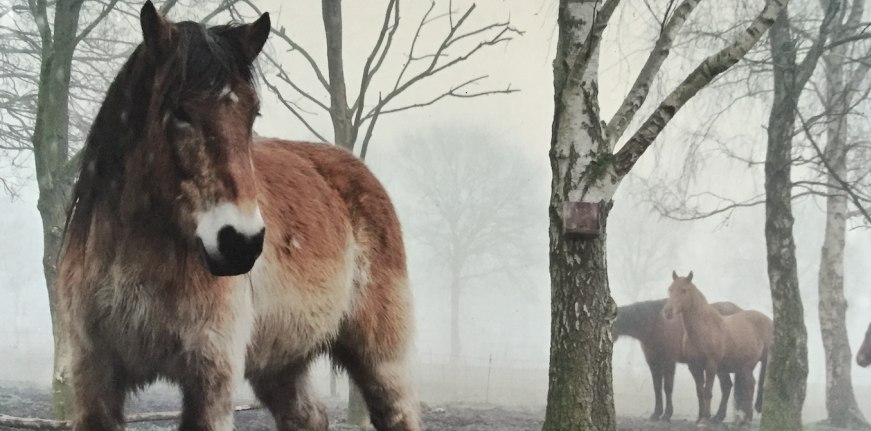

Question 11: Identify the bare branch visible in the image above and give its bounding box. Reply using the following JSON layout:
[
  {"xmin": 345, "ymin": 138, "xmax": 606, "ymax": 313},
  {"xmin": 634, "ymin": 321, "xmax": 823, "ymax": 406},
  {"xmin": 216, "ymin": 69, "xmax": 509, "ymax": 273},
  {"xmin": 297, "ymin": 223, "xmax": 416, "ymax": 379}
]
[
  {"xmin": 797, "ymin": 110, "xmax": 871, "ymax": 225},
  {"xmin": 0, "ymin": 404, "xmax": 263, "ymax": 430},
  {"xmin": 611, "ymin": 0, "xmax": 788, "ymax": 179},
  {"xmin": 74, "ymin": 0, "xmax": 121, "ymax": 45},
  {"xmin": 605, "ymin": 0, "xmax": 702, "ymax": 142},
  {"xmin": 241, "ymin": 0, "xmax": 330, "ymax": 92},
  {"xmin": 258, "ymin": 68, "xmax": 329, "ymax": 143}
]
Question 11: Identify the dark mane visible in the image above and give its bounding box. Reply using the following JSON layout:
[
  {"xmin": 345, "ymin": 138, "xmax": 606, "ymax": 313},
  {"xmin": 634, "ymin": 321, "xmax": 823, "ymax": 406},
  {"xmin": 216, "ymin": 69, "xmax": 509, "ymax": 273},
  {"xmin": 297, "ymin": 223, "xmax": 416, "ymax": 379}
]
[
  {"xmin": 613, "ymin": 299, "xmax": 667, "ymax": 339},
  {"xmin": 62, "ymin": 20, "xmax": 258, "ymax": 249}
]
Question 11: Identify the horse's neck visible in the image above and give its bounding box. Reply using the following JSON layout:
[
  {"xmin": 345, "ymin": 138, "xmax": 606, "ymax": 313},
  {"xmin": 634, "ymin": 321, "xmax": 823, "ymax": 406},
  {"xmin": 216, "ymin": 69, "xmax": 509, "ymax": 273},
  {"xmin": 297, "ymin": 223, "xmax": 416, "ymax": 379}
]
[{"xmin": 681, "ymin": 303, "xmax": 721, "ymax": 342}]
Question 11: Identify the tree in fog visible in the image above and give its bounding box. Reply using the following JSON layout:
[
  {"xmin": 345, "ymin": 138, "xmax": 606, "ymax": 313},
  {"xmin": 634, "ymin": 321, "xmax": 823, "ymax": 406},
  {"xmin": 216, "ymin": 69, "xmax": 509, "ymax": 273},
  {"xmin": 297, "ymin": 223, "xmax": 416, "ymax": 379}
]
[
  {"xmin": 391, "ymin": 126, "xmax": 541, "ymax": 367},
  {"xmin": 0, "ymin": 0, "xmax": 243, "ymax": 419},
  {"xmin": 545, "ymin": 0, "xmax": 785, "ymax": 429},
  {"xmin": 810, "ymin": 0, "xmax": 871, "ymax": 426},
  {"xmin": 232, "ymin": 1, "xmax": 522, "ymax": 424},
  {"xmin": 607, "ymin": 186, "xmax": 679, "ymax": 303}
]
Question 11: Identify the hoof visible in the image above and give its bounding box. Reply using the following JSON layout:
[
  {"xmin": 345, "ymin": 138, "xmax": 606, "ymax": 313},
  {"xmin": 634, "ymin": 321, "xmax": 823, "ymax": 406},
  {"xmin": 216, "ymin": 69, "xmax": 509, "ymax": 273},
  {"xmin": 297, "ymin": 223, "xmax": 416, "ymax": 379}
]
[
  {"xmin": 648, "ymin": 414, "xmax": 661, "ymax": 422},
  {"xmin": 711, "ymin": 414, "xmax": 725, "ymax": 423}
]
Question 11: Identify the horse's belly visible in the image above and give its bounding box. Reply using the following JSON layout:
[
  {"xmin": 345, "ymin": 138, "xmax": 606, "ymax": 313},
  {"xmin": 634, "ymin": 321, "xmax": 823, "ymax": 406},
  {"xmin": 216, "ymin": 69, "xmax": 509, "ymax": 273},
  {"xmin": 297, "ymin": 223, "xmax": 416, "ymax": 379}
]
[{"xmin": 244, "ymin": 248, "xmax": 356, "ymax": 373}]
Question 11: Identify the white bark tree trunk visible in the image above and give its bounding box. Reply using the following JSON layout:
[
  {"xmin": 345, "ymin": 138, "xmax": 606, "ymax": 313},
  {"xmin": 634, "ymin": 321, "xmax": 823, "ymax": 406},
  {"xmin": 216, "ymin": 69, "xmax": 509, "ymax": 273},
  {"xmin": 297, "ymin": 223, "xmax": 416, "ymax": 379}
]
[{"xmin": 817, "ymin": 13, "xmax": 869, "ymax": 425}]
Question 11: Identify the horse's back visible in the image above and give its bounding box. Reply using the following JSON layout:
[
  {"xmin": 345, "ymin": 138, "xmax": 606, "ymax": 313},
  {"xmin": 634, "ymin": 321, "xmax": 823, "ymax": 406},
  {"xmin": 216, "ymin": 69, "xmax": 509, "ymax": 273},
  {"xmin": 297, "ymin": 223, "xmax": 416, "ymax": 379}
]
[
  {"xmin": 249, "ymin": 140, "xmax": 412, "ymax": 365},
  {"xmin": 721, "ymin": 310, "xmax": 772, "ymax": 369},
  {"xmin": 711, "ymin": 301, "xmax": 742, "ymax": 316}
]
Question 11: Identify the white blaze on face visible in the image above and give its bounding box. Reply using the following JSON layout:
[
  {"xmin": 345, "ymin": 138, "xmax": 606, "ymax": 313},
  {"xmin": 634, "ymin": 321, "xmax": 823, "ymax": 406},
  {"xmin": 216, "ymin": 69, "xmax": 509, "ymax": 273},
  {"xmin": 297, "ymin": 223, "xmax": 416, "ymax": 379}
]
[{"xmin": 196, "ymin": 202, "xmax": 265, "ymax": 257}]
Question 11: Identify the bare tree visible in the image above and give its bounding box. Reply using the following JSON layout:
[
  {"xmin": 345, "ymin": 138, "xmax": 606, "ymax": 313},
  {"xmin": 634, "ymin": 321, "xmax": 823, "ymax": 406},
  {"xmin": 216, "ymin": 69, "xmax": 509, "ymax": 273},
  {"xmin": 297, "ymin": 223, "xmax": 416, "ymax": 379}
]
[
  {"xmin": 391, "ymin": 125, "xmax": 542, "ymax": 368},
  {"xmin": 240, "ymin": 0, "xmax": 520, "ymax": 153},
  {"xmin": 812, "ymin": 1, "xmax": 871, "ymax": 427},
  {"xmin": 545, "ymin": 0, "xmax": 786, "ymax": 429}
]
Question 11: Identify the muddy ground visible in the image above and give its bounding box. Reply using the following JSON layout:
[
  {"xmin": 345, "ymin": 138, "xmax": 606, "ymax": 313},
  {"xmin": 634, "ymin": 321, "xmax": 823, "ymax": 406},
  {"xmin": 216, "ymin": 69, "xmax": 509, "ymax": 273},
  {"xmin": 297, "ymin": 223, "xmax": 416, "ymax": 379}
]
[{"xmin": 0, "ymin": 384, "xmax": 771, "ymax": 431}]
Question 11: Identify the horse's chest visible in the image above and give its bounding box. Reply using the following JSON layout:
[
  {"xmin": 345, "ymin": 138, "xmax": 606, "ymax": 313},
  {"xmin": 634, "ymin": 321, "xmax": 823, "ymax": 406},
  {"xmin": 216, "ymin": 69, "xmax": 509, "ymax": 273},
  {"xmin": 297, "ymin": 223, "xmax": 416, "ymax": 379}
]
[{"xmin": 91, "ymin": 275, "xmax": 253, "ymax": 377}]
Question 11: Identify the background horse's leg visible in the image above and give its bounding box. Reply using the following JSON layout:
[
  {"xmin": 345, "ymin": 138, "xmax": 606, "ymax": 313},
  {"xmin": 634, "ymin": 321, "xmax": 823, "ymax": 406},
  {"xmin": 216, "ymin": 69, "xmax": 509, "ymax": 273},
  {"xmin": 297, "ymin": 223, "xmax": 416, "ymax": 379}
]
[
  {"xmin": 662, "ymin": 361, "xmax": 676, "ymax": 422},
  {"xmin": 688, "ymin": 363, "xmax": 706, "ymax": 424},
  {"xmin": 70, "ymin": 348, "xmax": 127, "ymax": 431},
  {"xmin": 248, "ymin": 362, "xmax": 328, "ymax": 431},
  {"xmin": 646, "ymin": 360, "xmax": 664, "ymax": 421},
  {"xmin": 711, "ymin": 370, "xmax": 732, "ymax": 423}
]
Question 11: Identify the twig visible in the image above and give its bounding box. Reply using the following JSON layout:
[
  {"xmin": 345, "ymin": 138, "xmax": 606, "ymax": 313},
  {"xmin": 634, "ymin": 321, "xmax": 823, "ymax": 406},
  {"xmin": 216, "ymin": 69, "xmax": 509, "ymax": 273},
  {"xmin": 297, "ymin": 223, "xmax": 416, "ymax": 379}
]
[{"xmin": 0, "ymin": 405, "xmax": 263, "ymax": 430}]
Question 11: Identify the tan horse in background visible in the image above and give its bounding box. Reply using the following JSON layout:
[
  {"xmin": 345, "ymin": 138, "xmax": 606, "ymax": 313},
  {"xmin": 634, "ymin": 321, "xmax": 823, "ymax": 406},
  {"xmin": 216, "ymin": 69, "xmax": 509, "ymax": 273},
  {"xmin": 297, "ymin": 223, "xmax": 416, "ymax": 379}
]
[
  {"xmin": 58, "ymin": 3, "xmax": 420, "ymax": 431},
  {"xmin": 614, "ymin": 299, "xmax": 742, "ymax": 422},
  {"xmin": 662, "ymin": 272, "xmax": 773, "ymax": 425}
]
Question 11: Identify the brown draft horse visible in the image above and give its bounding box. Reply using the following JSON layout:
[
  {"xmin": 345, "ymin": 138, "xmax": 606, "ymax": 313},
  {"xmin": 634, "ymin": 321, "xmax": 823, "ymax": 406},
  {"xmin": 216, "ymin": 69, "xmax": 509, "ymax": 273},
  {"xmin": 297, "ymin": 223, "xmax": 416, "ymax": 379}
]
[
  {"xmin": 857, "ymin": 320, "xmax": 871, "ymax": 367},
  {"xmin": 662, "ymin": 272, "xmax": 773, "ymax": 425},
  {"xmin": 614, "ymin": 299, "xmax": 742, "ymax": 422},
  {"xmin": 57, "ymin": 3, "xmax": 421, "ymax": 431}
]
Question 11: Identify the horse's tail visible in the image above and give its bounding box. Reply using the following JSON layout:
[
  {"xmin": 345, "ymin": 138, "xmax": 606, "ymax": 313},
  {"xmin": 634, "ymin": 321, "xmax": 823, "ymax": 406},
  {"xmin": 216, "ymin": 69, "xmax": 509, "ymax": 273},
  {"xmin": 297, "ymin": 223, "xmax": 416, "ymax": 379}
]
[{"xmin": 755, "ymin": 346, "xmax": 769, "ymax": 413}]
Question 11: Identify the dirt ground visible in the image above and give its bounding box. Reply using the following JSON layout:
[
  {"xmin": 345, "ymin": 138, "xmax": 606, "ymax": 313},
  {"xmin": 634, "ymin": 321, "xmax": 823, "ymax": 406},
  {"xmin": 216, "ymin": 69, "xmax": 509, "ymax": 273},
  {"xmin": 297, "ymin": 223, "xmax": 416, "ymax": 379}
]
[{"xmin": 0, "ymin": 384, "xmax": 760, "ymax": 431}]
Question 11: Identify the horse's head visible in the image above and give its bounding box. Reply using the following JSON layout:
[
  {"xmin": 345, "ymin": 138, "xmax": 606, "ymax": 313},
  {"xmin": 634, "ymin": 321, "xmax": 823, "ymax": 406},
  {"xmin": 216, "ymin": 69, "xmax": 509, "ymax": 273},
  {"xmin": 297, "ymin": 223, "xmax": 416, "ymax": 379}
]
[
  {"xmin": 123, "ymin": 2, "xmax": 270, "ymax": 276},
  {"xmin": 857, "ymin": 321, "xmax": 871, "ymax": 368},
  {"xmin": 662, "ymin": 270, "xmax": 696, "ymax": 320}
]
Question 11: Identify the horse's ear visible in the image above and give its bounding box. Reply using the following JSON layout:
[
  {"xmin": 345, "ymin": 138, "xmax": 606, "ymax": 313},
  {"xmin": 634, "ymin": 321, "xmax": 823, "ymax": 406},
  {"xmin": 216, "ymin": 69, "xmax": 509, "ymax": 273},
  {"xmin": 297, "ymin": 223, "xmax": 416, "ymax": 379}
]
[
  {"xmin": 227, "ymin": 13, "xmax": 271, "ymax": 63},
  {"xmin": 672, "ymin": 270, "xmax": 678, "ymax": 280},
  {"xmin": 140, "ymin": 1, "xmax": 173, "ymax": 56},
  {"xmin": 687, "ymin": 271, "xmax": 694, "ymax": 282}
]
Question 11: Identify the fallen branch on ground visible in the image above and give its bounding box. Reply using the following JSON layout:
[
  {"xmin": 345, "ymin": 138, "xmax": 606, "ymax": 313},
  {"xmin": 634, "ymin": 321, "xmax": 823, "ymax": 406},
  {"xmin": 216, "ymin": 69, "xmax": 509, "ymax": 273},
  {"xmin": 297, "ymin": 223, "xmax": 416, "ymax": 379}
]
[{"xmin": 0, "ymin": 404, "xmax": 263, "ymax": 430}]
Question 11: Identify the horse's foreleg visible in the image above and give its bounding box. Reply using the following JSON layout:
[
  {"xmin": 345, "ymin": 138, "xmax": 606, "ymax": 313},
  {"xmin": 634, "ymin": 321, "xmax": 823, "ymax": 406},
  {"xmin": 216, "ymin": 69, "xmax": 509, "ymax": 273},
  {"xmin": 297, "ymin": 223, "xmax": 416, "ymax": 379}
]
[
  {"xmin": 178, "ymin": 366, "xmax": 235, "ymax": 431},
  {"xmin": 662, "ymin": 361, "xmax": 676, "ymax": 422},
  {"xmin": 712, "ymin": 371, "xmax": 731, "ymax": 423},
  {"xmin": 69, "ymin": 345, "xmax": 126, "ymax": 431},
  {"xmin": 647, "ymin": 361, "xmax": 664, "ymax": 421},
  {"xmin": 248, "ymin": 363, "xmax": 328, "ymax": 431},
  {"xmin": 700, "ymin": 365, "xmax": 717, "ymax": 423},
  {"xmin": 688, "ymin": 364, "xmax": 706, "ymax": 424}
]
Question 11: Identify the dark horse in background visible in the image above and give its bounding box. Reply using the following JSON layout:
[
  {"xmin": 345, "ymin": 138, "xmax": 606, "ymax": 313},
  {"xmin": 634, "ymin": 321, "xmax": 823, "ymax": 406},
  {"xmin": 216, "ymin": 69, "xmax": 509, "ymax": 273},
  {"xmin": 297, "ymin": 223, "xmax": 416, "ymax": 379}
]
[
  {"xmin": 614, "ymin": 298, "xmax": 742, "ymax": 422},
  {"xmin": 57, "ymin": 2, "xmax": 421, "ymax": 431}
]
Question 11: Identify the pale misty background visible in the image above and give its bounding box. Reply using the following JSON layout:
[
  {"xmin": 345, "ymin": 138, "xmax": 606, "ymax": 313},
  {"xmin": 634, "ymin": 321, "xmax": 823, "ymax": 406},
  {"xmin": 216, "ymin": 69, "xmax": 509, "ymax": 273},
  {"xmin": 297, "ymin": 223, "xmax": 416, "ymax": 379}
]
[{"xmin": 0, "ymin": 0, "xmax": 869, "ymax": 423}]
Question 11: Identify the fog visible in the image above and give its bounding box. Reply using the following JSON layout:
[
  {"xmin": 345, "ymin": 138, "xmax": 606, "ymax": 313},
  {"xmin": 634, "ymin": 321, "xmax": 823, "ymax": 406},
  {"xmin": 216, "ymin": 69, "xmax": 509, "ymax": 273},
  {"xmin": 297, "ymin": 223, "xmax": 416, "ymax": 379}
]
[{"xmin": 1, "ymin": 0, "xmax": 870, "ymax": 425}]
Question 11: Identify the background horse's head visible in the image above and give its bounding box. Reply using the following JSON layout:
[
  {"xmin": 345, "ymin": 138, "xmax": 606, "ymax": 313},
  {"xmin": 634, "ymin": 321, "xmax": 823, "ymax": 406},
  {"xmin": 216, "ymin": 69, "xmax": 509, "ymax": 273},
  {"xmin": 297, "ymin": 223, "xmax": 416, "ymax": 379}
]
[
  {"xmin": 67, "ymin": 1, "xmax": 271, "ymax": 277},
  {"xmin": 857, "ymin": 321, "xmax": 871, "ymax": 367},
  {"xmin": 662, "ymin": 271, "xmax": 704, "ymax": 320}
]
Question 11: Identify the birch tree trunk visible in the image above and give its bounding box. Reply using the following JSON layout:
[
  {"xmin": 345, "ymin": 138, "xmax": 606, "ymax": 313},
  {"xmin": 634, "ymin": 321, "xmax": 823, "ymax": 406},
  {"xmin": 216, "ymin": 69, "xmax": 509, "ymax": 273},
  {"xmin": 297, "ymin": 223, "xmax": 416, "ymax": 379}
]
[
  {"xmin": 543, "ymin": 2, "xmax": 617, "ymax": 430},
  {"xmin": 817, "ymin": 23, "xmax": 869, "ymax": 428},
  {"xmin": 760, "ymin": 9, "xmax": 809, "ymax": 431}
]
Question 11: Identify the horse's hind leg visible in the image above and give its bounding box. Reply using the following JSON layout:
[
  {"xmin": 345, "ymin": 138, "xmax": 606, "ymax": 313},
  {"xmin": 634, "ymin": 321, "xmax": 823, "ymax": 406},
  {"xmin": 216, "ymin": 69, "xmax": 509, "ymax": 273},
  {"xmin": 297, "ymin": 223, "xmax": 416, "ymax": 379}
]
[
  {"xmin": 735, "ymin": 370, "xmax": 756, "ymax": 424},
  {"xmin": 333, "ymin": 344, "xmax": 422, "ymax": 431},
  {"xmin": 712, "ymin": 370, "xmax": 732, "ymax": 423},
  {"xmin": 248, "ymin": 363, "xmax": 328, "ymax": 431},
  {"xmin": 647, "ymin": 361, "xmax": 664, "ymax": 421},
  {"xmin": 661, "ymin": 361, "xmax": 676, "ymax": 422}
]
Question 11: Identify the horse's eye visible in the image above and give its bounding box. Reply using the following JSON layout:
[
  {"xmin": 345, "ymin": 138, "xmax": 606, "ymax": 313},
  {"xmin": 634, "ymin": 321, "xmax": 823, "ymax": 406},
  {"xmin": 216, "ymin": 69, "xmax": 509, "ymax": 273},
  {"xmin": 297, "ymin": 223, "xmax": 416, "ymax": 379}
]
[{"xmin": 173, "ymin": 107, "xmax": 193, "ymax": 126}]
